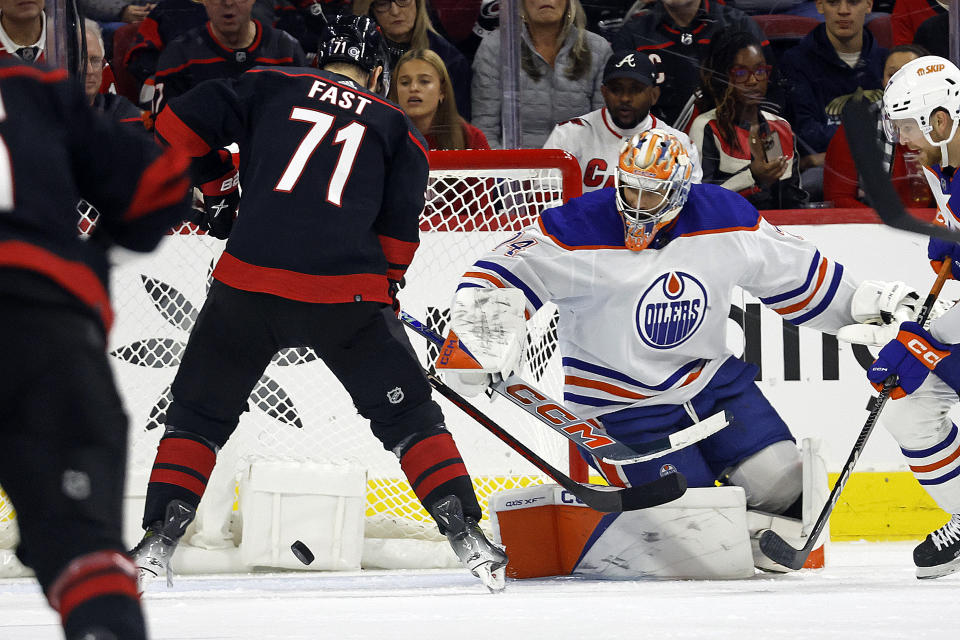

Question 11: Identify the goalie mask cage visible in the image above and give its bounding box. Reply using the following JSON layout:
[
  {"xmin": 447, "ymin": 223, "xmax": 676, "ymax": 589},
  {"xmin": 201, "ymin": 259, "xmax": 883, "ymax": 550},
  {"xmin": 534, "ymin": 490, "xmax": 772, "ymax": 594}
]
[{"xmin": 0, "ymin": 149, "xmax": 586, "ymax": 572}]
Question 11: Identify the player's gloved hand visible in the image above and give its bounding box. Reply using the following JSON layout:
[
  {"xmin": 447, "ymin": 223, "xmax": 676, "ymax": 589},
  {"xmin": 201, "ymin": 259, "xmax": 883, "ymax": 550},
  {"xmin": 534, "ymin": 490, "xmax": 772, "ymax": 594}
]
[
  {"xmin": 837, "ymin": 295, "xmax": 954, "ymax": 345},
  {"xmin": 473, "ymin": 0, "xmax": 500, "ymax": 38},
  {"xmin": 196, "ymin": 167, "xmax": 239, "ymax": 239},
  {"xmin": 928, "ymin": 236, "xmax": 960, "ymax": 280},
  {"xmin": 388, "ymin": 276, "xmax": 405, "ymax": 316},
  {"xmin": 444, "ymin": 371, "xmax": 491, "ymax": 398},
  {"xmin": 867, "ymin": 321, "xmax": 952, "ymax": 399}
]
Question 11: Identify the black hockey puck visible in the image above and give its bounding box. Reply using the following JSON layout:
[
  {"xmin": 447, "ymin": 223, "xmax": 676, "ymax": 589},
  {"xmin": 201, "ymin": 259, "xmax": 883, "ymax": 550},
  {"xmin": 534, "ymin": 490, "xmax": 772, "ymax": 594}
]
[{"xmin": 291, "ymin": 540, "xmax": 314, "ymax": 565}]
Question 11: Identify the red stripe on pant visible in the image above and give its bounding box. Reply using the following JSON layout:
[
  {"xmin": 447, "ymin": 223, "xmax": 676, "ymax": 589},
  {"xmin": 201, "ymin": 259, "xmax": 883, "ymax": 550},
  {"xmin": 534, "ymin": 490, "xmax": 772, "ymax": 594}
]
[
  {"xmin": 47, "ymin": 551, "xmax": 139, "ymax": 621},
  {"xmin": 400, "ymin": 433, "xmax": 470, "ymax": 501}
]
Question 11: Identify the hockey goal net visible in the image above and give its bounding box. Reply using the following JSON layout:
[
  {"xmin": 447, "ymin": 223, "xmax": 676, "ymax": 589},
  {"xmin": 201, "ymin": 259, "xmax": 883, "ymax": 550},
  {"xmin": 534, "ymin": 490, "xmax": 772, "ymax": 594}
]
[{"xmin": 0, "ymin": 149, "xmax": 584, "ymax": 572}]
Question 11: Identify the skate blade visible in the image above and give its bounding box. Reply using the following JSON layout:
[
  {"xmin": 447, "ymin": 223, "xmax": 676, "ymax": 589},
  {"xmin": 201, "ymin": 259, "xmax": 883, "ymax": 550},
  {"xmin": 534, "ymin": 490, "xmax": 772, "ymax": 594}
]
[
  {"xmin": 473, "ymin": 561, "xmax": 506, "ymax": 593},
  {"xmin": 916, "ymin": 557, "xmax": 960, "ymax": 579}
]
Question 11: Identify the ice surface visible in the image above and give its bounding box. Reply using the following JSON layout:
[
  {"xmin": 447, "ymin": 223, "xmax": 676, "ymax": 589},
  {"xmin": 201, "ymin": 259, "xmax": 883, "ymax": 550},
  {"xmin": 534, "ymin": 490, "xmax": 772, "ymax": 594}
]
[{"xmin": 1, "ymin": 542, "xmax": 957, "ymax": 639}]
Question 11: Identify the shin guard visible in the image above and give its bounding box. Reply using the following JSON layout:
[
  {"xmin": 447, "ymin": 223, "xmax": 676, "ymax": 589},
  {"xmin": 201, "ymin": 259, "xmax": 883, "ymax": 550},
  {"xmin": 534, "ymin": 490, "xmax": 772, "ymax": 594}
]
[
  {"xmin": 398, "ymin": 429, "xmax": 481, "ymax": 531},
  {"xmin": 143, "ymin": 430, "xmax": 217, "ymax": 528}
]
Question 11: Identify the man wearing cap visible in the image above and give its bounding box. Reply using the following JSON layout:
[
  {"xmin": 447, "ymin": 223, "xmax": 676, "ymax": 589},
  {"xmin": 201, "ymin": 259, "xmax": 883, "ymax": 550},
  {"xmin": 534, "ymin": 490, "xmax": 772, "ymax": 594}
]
[{"xmin": 543, "ymin": 49, "xmax": 701, "ymax": 193}]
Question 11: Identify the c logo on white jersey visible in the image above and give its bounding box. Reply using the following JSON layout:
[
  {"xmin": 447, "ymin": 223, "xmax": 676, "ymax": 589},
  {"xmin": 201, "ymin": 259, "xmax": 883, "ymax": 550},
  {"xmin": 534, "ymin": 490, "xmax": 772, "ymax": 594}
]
[{"xmin": 636, "ymin": 271, "xmax": 707, "ymax": 349}]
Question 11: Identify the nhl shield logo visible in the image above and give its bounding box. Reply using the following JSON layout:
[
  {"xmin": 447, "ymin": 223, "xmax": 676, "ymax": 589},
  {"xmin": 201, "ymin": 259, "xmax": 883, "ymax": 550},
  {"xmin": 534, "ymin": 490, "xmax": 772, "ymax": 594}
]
[
  {"xmin": 236, "ymin": 51, "xmax": 247, "ymax": 63},
  {"xmin": 387, "ymin": 386, "xmax": 404, "ymax": 404},
  {"xmin": 636, "ymin": 271, "xmax": 708, "ymax": 349},
  {"xmin": 680, "ymin": 33, "xmax": 693, "ymax": 45}
]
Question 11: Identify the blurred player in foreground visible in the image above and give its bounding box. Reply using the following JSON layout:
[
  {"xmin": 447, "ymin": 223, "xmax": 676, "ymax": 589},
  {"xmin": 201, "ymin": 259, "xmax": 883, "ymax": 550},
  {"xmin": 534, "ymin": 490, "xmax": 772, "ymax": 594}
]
[{"xmin": 0, "ymin": 58, "xmax": 191, "ymax": 639}]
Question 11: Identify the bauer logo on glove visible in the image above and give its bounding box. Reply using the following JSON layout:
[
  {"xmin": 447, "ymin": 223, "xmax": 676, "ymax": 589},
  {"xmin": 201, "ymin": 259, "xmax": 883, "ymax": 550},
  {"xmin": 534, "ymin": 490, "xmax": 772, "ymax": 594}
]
[{"xmin": 867, "ymin": 321, "xmax": 952, "ymax": 398}]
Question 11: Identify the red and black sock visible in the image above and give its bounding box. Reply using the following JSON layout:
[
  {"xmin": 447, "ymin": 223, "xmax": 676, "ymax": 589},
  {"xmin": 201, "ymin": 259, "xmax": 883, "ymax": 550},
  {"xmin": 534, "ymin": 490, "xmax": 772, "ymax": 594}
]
[
  {"xmin": 47, "ymin": 551, "xmax": 145, "ymax": 640},
  {"xmin": 143, "ymin": 431, "xmax": 217, "ymax": 528},
  {"xmin": 399, "ymin": 429, "xmax": 481, "ymax": 532}
]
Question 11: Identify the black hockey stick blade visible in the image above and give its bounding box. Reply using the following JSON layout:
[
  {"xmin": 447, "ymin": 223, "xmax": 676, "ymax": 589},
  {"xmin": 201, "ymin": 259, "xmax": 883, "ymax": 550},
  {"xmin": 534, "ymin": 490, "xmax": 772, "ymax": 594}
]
[
  {"xmin": 425, "ymin": 371, "xmax": 687, "ymax": 512},
  {"xmin": 843, "ymin": 97, "xmax": 960, "ymax": 242}
]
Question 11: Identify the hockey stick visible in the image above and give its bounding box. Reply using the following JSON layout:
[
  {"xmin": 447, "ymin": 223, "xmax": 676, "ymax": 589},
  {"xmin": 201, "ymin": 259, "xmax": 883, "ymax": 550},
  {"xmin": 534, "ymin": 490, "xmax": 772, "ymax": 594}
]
[
  {"xmin": 399, "ymin": 310, "xmax": 729, "ymax": 464},
  {"xmin": 759, "ymin": 260, "xmax": 953, "ymax": 569},
  {"xmin": 842, "ymin": 97, "xmax": 960, "ymax": 242},
  {"xmin": 421, "ymin": 363, "xmax": 687, "ymax": 512}
]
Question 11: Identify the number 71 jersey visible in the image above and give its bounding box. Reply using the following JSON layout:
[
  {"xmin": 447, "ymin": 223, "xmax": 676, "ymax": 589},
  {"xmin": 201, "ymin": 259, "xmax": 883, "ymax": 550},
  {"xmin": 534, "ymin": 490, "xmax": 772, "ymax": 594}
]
[{"xmin": 155, "ymin": 65, "xmax": 429, "ymax": 305}]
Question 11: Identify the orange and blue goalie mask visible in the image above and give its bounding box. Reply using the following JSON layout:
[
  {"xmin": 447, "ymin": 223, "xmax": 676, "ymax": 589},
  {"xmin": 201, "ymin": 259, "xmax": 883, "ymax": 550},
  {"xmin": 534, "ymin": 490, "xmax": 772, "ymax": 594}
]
[{"xmin": 615, "ymin": 129, "xmax": 693, "ymax": 251}]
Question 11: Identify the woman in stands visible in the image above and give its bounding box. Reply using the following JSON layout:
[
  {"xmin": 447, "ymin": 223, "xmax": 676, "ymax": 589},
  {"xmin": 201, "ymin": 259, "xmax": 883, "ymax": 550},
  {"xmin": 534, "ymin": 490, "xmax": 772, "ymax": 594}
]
[
  {"xmin": 390, "ymin": 48, "xmax": 489, "ymax": 150},
  {"xmin": 688, "ymin": 29, "xmax": 808, "ymax": 210},
  {"xmin": 354, "ymin": 0, "xmax": 471, "ymax": 119},
  {"xmin": 471, "ymin": 0, "xmax": 610, "ymax": 148}
]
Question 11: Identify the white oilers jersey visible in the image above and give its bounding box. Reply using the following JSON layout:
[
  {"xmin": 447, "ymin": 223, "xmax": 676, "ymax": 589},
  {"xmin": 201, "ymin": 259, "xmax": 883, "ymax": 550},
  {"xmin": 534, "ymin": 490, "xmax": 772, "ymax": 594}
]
[
  {"xmin": 542, "ymin": 109, "xmax": 702, "ymax": 193},
  {"xmin": 457, "ymin": 185, "xmax": 859, "ymax": 419},
  {"xmin": 923, "ymin": 164, "xmax": 960, "ymax": 343}
]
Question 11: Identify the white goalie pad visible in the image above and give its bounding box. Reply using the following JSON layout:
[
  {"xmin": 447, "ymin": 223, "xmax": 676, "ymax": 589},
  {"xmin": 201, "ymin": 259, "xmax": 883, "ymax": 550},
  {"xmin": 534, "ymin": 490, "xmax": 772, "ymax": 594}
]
[
  {"xmin": 447, "ymin": 287, "xmax": 527, "ymax": 375},
  {"xmin": 839, "ymin": 297, "xmax": 952, "ymax": 346},
  {"xmin": 748, "ymin": 438, "xmax": 829, "ymax": 572},
  {"xmin": 850, "ymin": 280, "xmax": 918, "ymax": 325}
]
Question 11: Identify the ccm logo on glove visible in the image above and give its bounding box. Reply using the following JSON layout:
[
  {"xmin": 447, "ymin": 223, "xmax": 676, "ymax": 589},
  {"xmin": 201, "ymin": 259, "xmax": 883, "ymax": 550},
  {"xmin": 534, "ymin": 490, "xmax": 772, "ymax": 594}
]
[{"xmin": 906, "ymin": 337, "xmax": 946, "ymax": 367}]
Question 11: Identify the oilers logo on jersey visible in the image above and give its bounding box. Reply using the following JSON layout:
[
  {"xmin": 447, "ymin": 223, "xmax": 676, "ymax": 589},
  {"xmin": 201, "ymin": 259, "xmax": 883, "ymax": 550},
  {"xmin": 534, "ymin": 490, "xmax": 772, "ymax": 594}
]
[{"xmin": 636, "ymin": 272, "xmax": 706, "ymax": 349}]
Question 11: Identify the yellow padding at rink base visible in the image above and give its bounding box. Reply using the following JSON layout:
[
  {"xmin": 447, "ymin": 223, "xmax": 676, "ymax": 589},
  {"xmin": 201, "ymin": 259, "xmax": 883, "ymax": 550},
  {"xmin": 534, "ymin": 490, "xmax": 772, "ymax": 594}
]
[{"xmin": 827, "ymin": 471, "xmax": 951, "ymax": 541}]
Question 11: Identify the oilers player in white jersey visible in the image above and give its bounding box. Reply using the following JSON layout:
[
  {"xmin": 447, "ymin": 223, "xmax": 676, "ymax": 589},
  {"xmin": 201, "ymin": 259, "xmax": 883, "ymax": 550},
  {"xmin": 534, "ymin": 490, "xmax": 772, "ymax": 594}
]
[
  {"xmin": 445, "ymin": 129, "xmax": 923, "ymax": 571},
  {"xmin": 542, "ymin": 50, "xmax": 702, "ymax": 193},
  {"xmin": 839, "ymin": 55, "xmax": 960, "ymax": 579}
]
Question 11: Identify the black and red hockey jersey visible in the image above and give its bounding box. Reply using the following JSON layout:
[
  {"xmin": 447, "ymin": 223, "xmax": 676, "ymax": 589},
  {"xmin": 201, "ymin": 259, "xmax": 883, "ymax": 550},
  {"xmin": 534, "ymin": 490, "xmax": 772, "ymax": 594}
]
[
  {"xmin": 0, "ymin": 60, "xmax": 192, "ymax": 332},
  {"xmin": 152, "ymin": 20, "xmax": 305, "ymax": 113},
  {"xmin": 124, "ymin": 0, "xmax": 209, "ymax": 85},
  {"xmin": 155, "ymin": 66, "xmax": 430, "ymax": 306}
]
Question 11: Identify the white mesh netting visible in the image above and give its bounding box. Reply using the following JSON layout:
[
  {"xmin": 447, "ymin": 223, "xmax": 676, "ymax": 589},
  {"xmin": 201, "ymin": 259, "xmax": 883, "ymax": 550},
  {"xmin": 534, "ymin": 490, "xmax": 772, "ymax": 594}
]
[{"xmin": 0, "ymin": 150, "xmax": 582, "ymax": 566}]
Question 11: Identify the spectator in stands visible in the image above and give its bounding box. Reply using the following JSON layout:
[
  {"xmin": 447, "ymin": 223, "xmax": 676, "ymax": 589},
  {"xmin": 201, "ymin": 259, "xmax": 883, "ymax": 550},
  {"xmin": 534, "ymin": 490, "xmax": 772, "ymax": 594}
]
[
  {"xmin": 150, "ymin": 0, "xmax": 305, "ymax": 114},
  {"xmin": 0, "ymin": 0, "xmax": 44, "ymax": 62},
  {"xmin": 780, "ymin": 0, "xmax": 886, "ymax": 201},
  {"xmin": 912, "ymin": 1, "xmax": 948, "ymax": 58},
  {"xmin": 390, "ymin": 48, "xmax": 490, "ymax": 150},
  {"xmin": 611, "ymin": 0, "xmax": 770, "ymax": 132},
  {"xmin": 354, "ymin": 0, "xmax": 471, "ymax": 119},
  {"xmin": 84, "ymin": 19, "xmax": 145, "ymax": 125},
  {"xmin": 472, "ymin": 0, "xmax": 611, "ymax": 149},
  {"xmin": 543, "ymin": 48, "xmax": 701, "ymax": 192},
  {"xmin": 426, "ymin": 0, "xmax": 494, "ymax": 62},
  {"xmin": 80, "ymin": 0, "xmax": 154, "ymax": 24},
  {"xmin": 890, "ymin": 0, "xmax": 945, "ymax": 46},
  {"xmin": 823, "ymin": 43, "xmax": 932, "ymax": 208},
  {"xmin": 689, "ymin": 30, "xmax": 808, "ymax": 210},
  {"xmin": 123, "ymin": 0, "xmax": 208, "ymax": 97}
]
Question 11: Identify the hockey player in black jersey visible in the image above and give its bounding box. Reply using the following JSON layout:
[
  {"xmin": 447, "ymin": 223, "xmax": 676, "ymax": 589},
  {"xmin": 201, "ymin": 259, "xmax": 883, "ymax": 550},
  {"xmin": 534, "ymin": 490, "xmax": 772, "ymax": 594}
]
[
  {"xmin": 0, "ymin": 60, "xmax": 193, "ymax": 640},
  {"xmin": 130, "ymin": 14, "xmax": 508, "ymax": 592}
]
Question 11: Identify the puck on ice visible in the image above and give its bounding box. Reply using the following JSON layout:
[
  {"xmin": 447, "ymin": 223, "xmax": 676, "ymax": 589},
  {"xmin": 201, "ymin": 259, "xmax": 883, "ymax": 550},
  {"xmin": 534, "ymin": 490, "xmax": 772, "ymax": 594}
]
[{"xmin": 291, "ymin": 540, "xmax": 314, "ymax": 565}]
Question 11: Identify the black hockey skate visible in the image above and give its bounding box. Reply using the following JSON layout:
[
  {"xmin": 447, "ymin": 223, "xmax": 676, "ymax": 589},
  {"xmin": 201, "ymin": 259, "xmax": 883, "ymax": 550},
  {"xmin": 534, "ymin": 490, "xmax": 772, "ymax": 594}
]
[
  {"xmin": 129, "ymin": 499, "xmax": 196, "ymax": 591},
  {"xmin": 432, "ymin": 496, "xmax": 508, "ymax": 593},
  {"xmin": 914, "ymin": 514, "xmax": 960, "ymax": 579}
]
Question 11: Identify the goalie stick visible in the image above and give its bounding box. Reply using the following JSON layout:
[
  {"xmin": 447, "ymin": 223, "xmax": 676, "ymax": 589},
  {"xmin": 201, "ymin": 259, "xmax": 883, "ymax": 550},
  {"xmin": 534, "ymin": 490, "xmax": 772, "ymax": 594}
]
[
  {"xmin": 759, "ymin": 259, "xmax": 953, "ymax": 569},
  {"xmin": 842, "ymin": 97, "xmax": 960, "ymax": 242},
  {"xmin": 422, "ymin": 363, "xmax": 687, "ymax": 511},
  {"xmin": 399, "ymin": 310, "xmax": 729, "ymax": 464}
]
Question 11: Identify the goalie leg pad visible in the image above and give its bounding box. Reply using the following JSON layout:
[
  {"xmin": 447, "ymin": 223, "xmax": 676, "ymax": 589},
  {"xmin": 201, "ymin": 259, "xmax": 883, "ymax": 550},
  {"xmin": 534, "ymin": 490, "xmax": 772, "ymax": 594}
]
[{"xmin": 725, "ymin": 440, "xmax": 802, "ymax": 514}]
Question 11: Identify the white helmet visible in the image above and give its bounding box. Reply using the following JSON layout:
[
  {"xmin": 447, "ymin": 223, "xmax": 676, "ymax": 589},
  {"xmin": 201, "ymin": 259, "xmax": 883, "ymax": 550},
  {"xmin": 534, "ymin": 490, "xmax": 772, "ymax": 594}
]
[
  {"xmin": 615, "ymin": 129, "xmax": 693, "ymax": 251},
  {"xmin": 882, "ymin": 55, "xmax": 960, "ymax": 162}
]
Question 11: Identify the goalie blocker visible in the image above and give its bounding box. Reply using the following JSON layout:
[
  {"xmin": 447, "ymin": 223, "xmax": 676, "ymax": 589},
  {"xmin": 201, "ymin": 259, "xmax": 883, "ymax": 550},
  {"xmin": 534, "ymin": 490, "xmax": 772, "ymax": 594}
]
[{"xmin": 491, "ymin": 439, "xmax": 828, "ymax": 579}]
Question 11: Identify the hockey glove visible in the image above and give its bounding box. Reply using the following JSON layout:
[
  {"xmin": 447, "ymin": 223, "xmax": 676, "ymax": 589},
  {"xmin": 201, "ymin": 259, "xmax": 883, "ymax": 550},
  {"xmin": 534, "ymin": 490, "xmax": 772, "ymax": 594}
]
[
  {"xmin": 197, "ymin": 168, "xmax": 239, "ymax": 239},
  {"xmin": 850, "ymin": 280, "xmax": 919, "ymax": 325},
  {"xmin": 388, "ymin": 276, "xmax": 405, "ymax": 316},
  {"xmin": 867, "ymin": 321, "xmax": 952, "ymax": 399},
  {"xmin": 928, "ymin": 237, "xmax": 960, "ymax": 280}
]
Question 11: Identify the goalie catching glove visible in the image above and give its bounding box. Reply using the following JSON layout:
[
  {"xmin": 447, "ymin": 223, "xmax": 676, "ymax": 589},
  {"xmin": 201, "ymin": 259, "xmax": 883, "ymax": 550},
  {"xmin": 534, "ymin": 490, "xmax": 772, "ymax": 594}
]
[
  {"xmin": 867, "ymin": 322, "xmax": 952, "ymax": 399},
  {"xmin": 438, "ymin": 288, "xmax": 527, "ymax": 397},
  {"xmin": 837, "ymin": 279, "xmax": 945, "ymax": 346}
]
